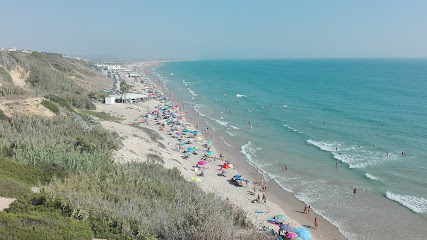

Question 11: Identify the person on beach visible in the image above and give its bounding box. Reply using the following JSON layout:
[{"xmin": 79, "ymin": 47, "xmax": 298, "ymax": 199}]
[
  {"xmin": 314, "ymin": 217, "xmax": 319, "ymax": 230},
  {"xmin": 308, "ymin": 206, "xmax": 311, "ymax": 214},
  {"xmin": 353, "ymin": 188, "xmax": 357, "ymax": 196},
  {"xmin": 336, "ymin": 161, "xmax": 339, "ymax": 167},
  {"xmin": 282, "ymin": 165, "xmax": 285, "ymax": 171},
  {"xmin": 304, "ymin": 205, "xmax": 308, "ymax": 214},
  {"xmin": 386, "ymin": 152, "xmax": 389, "ymax": 157},
  {"xmin": 285, "ymin": 165, "xmax": 287, "ymax": 171},
  {"xmin": 253, "ymin": 186, "xmax": 257, "ymax": 195},
  {"xmin": 262, "ymin": 194, "xmax": 267, "ymax": 204}
]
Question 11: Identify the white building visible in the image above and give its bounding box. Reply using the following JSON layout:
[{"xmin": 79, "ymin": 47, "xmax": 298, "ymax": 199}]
[{"xmin": 105, "ymin": 96, "xmax": 116, "ymax": 105}]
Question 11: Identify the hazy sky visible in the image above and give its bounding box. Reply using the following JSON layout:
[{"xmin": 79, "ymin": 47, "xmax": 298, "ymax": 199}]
[{"xmin": 1, "ymin": 0, "xmax": 427, "ymax": 59}]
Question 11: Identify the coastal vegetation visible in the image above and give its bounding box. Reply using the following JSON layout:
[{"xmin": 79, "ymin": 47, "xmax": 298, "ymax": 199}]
[{"xmin": 0, "ymin": 51, "xmax": 264, "ymax": 239}]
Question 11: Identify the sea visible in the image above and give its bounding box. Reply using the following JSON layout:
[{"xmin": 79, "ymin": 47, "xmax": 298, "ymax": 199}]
[{"xmin": 150, "ymin": 59, "xmax": 427, "ymax": 239}]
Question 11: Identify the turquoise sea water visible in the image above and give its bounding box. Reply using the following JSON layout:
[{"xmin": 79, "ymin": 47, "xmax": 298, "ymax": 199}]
[{"xmin": 151, "ymin": 59, "xmax": 427, "ymax": 239}]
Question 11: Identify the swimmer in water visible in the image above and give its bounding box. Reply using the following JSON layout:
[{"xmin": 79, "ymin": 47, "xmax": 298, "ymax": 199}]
[{"xmin": 373, "ymin": 144, "xmax": 376, "ymax": 148}]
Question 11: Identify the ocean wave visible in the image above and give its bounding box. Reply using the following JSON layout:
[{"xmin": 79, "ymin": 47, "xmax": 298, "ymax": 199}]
[
  {"xmin": 307, "ymin": 139, "xmax": 394, "ymax": 169},
  {"xmin": 214, "ymin": 119, "xmax": 228, "ymax": 126},
  {"xmin": 236, "ymin": 94, "xmax": 247, "ymax": 98},
  {"xmin": 385, "ymin": 191, "xmax": 427, "ymax": 214},
  {"xmin": 225, "ymin": 131, "xmax": 235, "ymax": 136},
  {"xmin": 230, "ymin": 125, "xmax": 239, "ymax": 129},
  {"xmin": 241, "ymin": 141, "xmax": 259, "ymax": 164},
  {"xmin": 187, "ymin": 88, "xmax": 198, "ymax": 97},
  {"xmin": 283, "ymin": 124, "xmax": 302, "ymax": 133},
  {"xmin": 365, "ymin": 173, "xmax": 381, "ymax": 181}
]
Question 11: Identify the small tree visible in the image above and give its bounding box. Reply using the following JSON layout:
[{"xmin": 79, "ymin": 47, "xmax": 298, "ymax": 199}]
[{"xmin": 120, "ymin": 81, "xmax": 130, "ymax": 103}]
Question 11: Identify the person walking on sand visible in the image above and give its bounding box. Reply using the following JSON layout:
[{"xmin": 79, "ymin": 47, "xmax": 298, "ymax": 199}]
[
  {"xmin": 353, "ymin": 188, "xmax": 357, "ymax": 196},
  {"xmin": 304, "ymin": 205, "xmax": 308, "ymax": 214},
  {"xmin": 314, "ymin": 217, "xmax": 319, "ymax": 230},
  {"xmin": 308, "ymin": 206, "xmax": 312, "ymax": 215}
]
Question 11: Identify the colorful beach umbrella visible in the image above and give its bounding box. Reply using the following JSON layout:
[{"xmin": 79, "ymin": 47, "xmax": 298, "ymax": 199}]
[
  {"xmin": 279, "ymin": 223, "xmax": 293, "ymax": 232},
  {"xmin": 188, "ymin": 147, "xmax": 195, "ymax": 152},
  {"xmin": 276, "ymin": 215, "xmax": 286, "ymax": 220},
  {"xmin": 207, "ymin": 151, "xmax": 213, "ymax": 155},
  {"xmin": 207, "ymin": 141, "xmax": 212, "ymax": 145},
  {"xmin": 293, "ymin": 228, "xmax": 312, "ymax": 240},
  {"xmin": 286, "ymin": 232, "xmax": 298, "ymax": 239},
  {"xmin": 194, "ymin": 131, "xmax": 199, "ymax": 135},
  {"xmin": 198, "ymin": 161, "xmax": 207, "ymax": 165}
]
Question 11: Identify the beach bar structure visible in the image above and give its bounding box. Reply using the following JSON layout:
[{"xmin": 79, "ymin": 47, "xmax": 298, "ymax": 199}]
[
  {"xmin": 105, "ymin": 94, "xmax": 147, "ymax": 104},
  {"xmin": 105, "ymin": 96, "xmax": 116, "ymax": 104}
]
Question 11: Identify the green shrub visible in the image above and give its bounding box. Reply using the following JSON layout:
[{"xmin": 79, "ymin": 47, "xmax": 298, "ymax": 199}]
[
  {"xmin": 0, "ymin": 193, "xmax": 94, "ymax": 240},
  {"xmin": 46, "ymin": 163, "xmax": 253, "ymax": 239},
  {"xmin": 0, "ymin": 114, "xmax": 119, "ymax": 172},
  {"xmin": 45, "ymin": 94, "xmax": 71, "ymax": 108},
  {"xmin": 79, "ymin": 109, "xmax": 122, "ymax": 121},
  {"xmin": 0, "ymin": 109, "xmax": 7, "ymax": 120},
  {"xmin": 0, "ymin": 66, "xmax": 12, "ymax": 83},
  {"xmin": 0, "ymin": 83, "xmax": 26, "ymax": 96},
  {"xmin": 0, "ymin": 179, "xmax": 30, "ymax": 198},
  {"xmin": 41, "ymin": 100, "xmax": 60, "ymax": 114}
]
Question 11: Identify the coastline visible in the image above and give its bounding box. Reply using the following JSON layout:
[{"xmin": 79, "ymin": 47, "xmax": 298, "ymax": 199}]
[
  {"xmin": 96, "ymin": 60, "xmax": 347, "ymax": 239},
  {"xmin": 147, "ymin": 63, "xmax": 347, "ymax": 240}
]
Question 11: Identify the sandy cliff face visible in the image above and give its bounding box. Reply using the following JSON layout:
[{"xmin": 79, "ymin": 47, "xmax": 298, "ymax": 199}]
[{"xmin": 0, "ymin": 97, "xmax": 56, "ymax": 118}]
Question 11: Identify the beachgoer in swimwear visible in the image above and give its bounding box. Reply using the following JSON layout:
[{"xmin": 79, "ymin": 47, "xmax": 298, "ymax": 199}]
[
  {"xmin": 304, "ymin": 205, "xmax": 308, "ymax": 214},
  {"xmin": 314, "ymin": 217, "xmax": 319, "ymax": 230},
  {"xmin": 353, "ymin": 188, "xmax": 357, "ymax": 196}
]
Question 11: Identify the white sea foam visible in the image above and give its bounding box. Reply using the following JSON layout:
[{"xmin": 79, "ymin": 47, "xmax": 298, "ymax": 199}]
[
  {"xmin": 236, "ymin": 94, "xmax": 247, "ymax": 98},
  {"xmin": 365, "ymin": 173, "xmax": 381, "ymax": 181},
  {"xmin": 230, "ymin": 125, "xmax": 240, "ymax": 129},
  {"xmin": 385, "ymin": 192, "xmax": 427, "ymax": 214},
  {"xmin": 283, "ymin": 124, "xmax": 302, "ymax": 133},
  {"xmin": 225, "ymin": 131, "xmax": 235, "ymax": 136},
  {"xmin": 307, "ymin": 139, "xmax": 393, "ymax": 169},
  {"xmin": 214, "ymin": 119, "xmax": 228, "ymax": 126},
  {"xmin": 187, "ymin": 88, "xmax": 198, "ymax": 97},
  {"xmin": 241, "ymin": 141, "xmax": 258, "ymax": 164}
]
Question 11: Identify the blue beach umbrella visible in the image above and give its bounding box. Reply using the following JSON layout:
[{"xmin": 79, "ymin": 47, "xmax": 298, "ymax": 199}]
[
  {"xmin": 293, "ymin": 228, "xmax": 312, "ymax": 240},
  {"xmin": 181, "ymin": 143, "xmax": 186, "ymax": 145},
  {"xmin": 194, "ymin": 131, "xmax": 199, "ymax": 135},
  {"xmin": 207, "ymin": 151, "xmax": 213, "ymax": 155},
  {"xmin": 207, "ymin": 141, "xmax": 212, "ymax": 145},
  {"xmin": 185, "ymin": 130, "xmax": 190, "ymax": 133},
  {"xmin": 188, "ymin": 148, "xmax": 195, "ymax": 153}
]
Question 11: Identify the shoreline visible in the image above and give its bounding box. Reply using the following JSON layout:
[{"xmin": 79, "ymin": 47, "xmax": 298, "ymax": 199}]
[
  {"xmin": 144, "ymin": 61, "xmax": 347, "ymax": 239},
  {"xmin": 96, "ymin": 60, "xmax": 347, "ymax": 239}
]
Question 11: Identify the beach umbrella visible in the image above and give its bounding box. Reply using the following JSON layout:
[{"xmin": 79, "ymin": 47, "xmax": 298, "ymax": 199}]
[
  {"xmin": 286, "ymin": 232, "xmax": 298, "ymax": 239},
  {"xmin": 293, "ymin": 228, "xmax": 312, "ymax": 240},
  {"xmin": 190, "ymin": 176, "xmax": 201, "ymax": 182},
  {"xmin": 279, "ymin": 223, "xmax": 293, "ymax": 232},
  {"xmin": 188, "ymin": 148, "xmax": 195, "ymax": 152},
  {"xmin": 181, "ymin": 143, "xmax": 186, "ymax": 145},
  {"xmin": 207, "ymin": 141, "xmax": 212, "ymax": 145},
  {"xmin": 276, "ymin": 215, "xmax": 286, "ymax": 221},
  {"xmin": 194, "ymin": 131, "xmax": 199, "ymax": 135},
  {"xmin": 176, "ymin": 132, "xmax": 182, "ymax": 135},
  {"xmin": 207, "ymin": 151, "xmax": 213, "ymax": 155},
  {"xmin": 198, "ymin": 161, "xmax": 207, "ymax": 165},
  {"xmin": 185, "ymin": 130, "xmax": 190, "ymax": 132}
]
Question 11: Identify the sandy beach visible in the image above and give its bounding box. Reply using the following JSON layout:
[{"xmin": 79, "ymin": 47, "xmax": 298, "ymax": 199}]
[{"xmin": 94, "ymin": 61, "xmax": 347, "ymax": 240}]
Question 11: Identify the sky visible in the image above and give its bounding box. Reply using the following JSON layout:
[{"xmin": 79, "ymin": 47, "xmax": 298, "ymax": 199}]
[{"xmin": 1, "ymin": 0, "xmax": 427, "ymax": 59}]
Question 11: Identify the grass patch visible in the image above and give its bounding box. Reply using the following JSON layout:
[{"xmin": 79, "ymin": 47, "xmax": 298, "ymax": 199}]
[
  {"xmin": 0, "ymin": 193, "xmax": 94, "ymax": 240},
  {"xmin": 46, "ymin": 162, "xmax": 255, "ymax": 239},
  {"xmin": 0, "ymin": 114, "xmax": 119, "ymax": 172},
  {"xmin": 0, "ymin": 109, "xmax": 7, "ymax": 120},
  {"xmin": 0, "ymin": 66, "xmax": 12, "ymax": 83},
  {"xmin": 130, "ymin": 123, "xmax": 164, "ymax": 143},
  {"xmin": 0, "ymin": 159, "xmax": 69, "ymax": 198},
  {"xmin": 79, "ymin": 109, "xmax": 122, "ymax": 121},
  {"xmin": 41, "ymin": 100, "xmax": 59, "ymax": 114}
]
